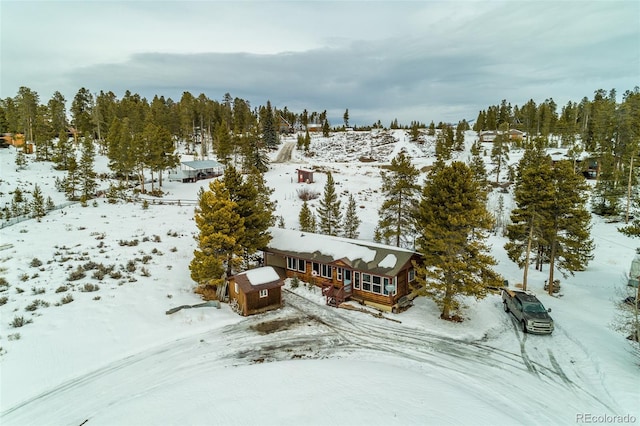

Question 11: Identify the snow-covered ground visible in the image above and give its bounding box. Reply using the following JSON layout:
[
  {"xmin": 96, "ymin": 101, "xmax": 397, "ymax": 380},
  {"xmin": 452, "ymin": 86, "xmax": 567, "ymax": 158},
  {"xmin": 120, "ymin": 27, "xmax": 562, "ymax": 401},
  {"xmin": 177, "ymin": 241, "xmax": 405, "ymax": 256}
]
[{"xmin": 0, "ymin": 130, "xmax": 638, "ymax": 425}]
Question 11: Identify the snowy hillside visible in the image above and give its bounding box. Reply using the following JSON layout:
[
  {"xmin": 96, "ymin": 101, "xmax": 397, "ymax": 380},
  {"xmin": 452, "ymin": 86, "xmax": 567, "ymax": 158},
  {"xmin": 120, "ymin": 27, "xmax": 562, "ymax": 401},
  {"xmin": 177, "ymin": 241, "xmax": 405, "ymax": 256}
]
[{"xmin": 0, "ymin": 130, "xmax": 638, "ymax": 425}]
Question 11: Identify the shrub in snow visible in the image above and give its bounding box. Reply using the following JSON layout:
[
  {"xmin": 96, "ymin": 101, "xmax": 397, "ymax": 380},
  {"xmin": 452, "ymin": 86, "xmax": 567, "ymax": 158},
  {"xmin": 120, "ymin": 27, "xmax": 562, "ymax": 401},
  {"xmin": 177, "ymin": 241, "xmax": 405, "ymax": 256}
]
[
  {"xmin": 30, "ymin": 258, "xmax": 43, "ymax": 268},
  {"xmin": 81, "ymin": 283, "xmax": 99, "ymax": 292},
  {"xmin": 19, "ymin": 273, "xmax": 29, "ymax": 282},
  {"xmin": 291, "ymin": 276, "xmax": 300, "ymax": 289},
  {"xmin": 11, "ymin": 316, "xmax": 32, "ymax": 328},
  {"xmin": 25, "ymin": 299, "xmax": 49, "ymax": 311},
  {"xmin": 0, "ymin": 296, "xmax": 7, "ymax": 306},
  {"xmin": 125, "ymin": 260, "xmax": 136, "ymax": 273},
  {"xmin": 83, "ymin": 261, "xmax": 99, "ymax": 270},
  {"xmin": 55, "ymin": 285, "xmax": 68, "ymax": 293},
  {"xmin": 31, "ymin": 286, "xmax": 45, "ymax": 295},
  {"xmin": 8, "ymin": 333, "xmax": 20, "ymax": 341},
  {"xmin": 297, "ymin": 187, "xmax": 320, "ymax": 201},
  {"xmin": 60, "ymin": 294, "xmax": 74, "ymax": 304},
  {"xmin": 119, "ymin": 239, "xmax": 139, "ymax": 247},
  {"xmin": 68, "ymin": 267, "xmax": 86, "ymax": 281}
]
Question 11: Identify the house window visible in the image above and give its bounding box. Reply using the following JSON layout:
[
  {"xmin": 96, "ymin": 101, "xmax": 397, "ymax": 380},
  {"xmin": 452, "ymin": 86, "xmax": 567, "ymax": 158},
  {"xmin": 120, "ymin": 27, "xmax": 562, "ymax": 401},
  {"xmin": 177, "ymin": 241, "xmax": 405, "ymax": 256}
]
[
  {"xmin": 234, "ymin": 282, "xmax": 239, "ymax": 294},
  {"xmin": 408, "ymin": 269, "xmax": 416, "ymax": 282},
  {"xmin": 362, "ymin": 273, "xmax": 371, "ymax": 291},
  {"xmin": 312, "ymin": 262, "xmax": 320, "ymax": 276},
  {"xmin": 337, "ymin": 267, "xmax": 343, "ymax": 281},
  {"xmin": 259, "ymin": 289, "xmax": 268, "ymax": 298},
  {"xmin": 287, "ymin": 257, "xmax": 295, "ymax": 270},
  {"xmin": 298, "ymin": 259, "xmax": 306, "ymax": 273},
  {"xmin": 372, "ymin": 275, "xmax": 382, "ymax": 294},
  {"xmin": 354, "ymin": 272, "xmax": 360, "ymax": 290},
  {"xmin": 321, "ymin": 264, "xmax": 332, "ymax": 279},
  {"xmin": 383, "ymin": 277, "xmax": 396, "ymax": 295}
]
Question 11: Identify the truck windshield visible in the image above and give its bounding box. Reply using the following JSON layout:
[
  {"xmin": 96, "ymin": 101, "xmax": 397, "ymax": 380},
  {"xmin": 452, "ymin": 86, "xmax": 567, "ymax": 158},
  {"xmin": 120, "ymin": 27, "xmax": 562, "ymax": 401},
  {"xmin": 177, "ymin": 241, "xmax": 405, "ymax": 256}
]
[{"xmin": 523, "ymin": 302, "xmax": 547, "ymax": 313}]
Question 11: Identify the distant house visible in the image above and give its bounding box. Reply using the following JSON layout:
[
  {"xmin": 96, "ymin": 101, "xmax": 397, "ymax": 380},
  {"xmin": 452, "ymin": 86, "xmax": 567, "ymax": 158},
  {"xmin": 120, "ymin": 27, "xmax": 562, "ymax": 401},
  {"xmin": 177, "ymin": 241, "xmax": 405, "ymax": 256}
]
[
  {"xmin": 508, "ymin": 129, "xmax": 526, "ymax": 141},
  {"xmin": 295, "ymin": 169, "xmax": 314, "ymax": 183},
  {"xmin": 1, "ymin": 133, "xmax": 25, "ymax": 148},
  {"xmin": 168, "ymin": 160, "xmax": 224, "ymax": 183},
  {"xmin": 478, "ymin": 131, "xmax": 498, "ymax": 143},
  {"xmin": 262, "ymin": 228, "xmax": 422, "ymax": 312},
  {"xmin": 478, "ymin": 129, "xmax": 527, "ymax": 143},
  {"xmin": 307, "ymin": 123, "xmax": 323, "ymax": 133},
  {"xmin": 229, "ymin": 266, "xmax": 286, "ymax": 316}
]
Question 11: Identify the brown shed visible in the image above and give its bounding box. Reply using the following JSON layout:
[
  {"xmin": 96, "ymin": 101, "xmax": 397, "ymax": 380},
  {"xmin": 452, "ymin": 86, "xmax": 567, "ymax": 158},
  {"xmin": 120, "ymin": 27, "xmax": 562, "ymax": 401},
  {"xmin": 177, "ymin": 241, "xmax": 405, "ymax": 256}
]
[
  {"xmin": 296, "ymin": 169, "xmax": 314, "ymax": 183},
  {"xmin": 229, "ymin": 266, "xmax": 286, "ymax": 316}
]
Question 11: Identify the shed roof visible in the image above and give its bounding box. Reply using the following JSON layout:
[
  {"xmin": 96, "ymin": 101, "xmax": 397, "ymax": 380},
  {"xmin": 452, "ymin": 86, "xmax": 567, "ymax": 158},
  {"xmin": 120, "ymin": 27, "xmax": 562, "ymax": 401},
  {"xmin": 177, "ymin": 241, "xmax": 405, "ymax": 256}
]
[
  {"xmin": 264, "ymin": 228, "xmax": 420, "ymax": 277},
  {"xmin": 233, "ymin": 266, "xmax": 285, "ymax": 294},
  {"xmin": 182, "ymin": 160, "xmax": 224, "ymax": 170}
]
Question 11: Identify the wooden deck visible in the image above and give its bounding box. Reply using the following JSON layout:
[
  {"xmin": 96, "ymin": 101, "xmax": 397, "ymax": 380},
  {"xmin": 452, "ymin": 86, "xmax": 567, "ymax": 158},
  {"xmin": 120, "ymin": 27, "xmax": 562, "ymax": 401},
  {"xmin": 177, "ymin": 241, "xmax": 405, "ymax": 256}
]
[{"xmin": 321, "ymin": 283, "xmax": 352, "ymax": 307}]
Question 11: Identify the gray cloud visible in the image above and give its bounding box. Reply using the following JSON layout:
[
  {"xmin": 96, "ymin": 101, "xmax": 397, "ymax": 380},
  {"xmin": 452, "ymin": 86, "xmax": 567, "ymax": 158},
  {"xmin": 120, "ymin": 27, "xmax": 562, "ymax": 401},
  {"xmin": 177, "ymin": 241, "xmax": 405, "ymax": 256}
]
[{"xmin": 2, "ymin": 1, "xmax": 638, "ymax": 126}]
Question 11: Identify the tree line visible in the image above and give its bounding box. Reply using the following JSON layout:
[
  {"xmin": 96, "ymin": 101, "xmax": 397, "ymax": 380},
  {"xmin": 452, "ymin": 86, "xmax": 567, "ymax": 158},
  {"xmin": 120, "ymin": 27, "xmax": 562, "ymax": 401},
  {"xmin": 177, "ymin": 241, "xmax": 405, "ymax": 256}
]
[{"xmin": 474, "ymin": 88, "xmax": 640, "ymax": 221}]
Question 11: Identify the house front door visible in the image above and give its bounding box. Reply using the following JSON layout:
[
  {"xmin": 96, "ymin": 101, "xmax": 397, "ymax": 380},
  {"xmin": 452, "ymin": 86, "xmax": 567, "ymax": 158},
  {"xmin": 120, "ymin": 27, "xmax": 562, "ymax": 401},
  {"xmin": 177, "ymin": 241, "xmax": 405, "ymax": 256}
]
[{"xmin": 343, "ymin": 269, "xmax": 352, "ymax": 293}]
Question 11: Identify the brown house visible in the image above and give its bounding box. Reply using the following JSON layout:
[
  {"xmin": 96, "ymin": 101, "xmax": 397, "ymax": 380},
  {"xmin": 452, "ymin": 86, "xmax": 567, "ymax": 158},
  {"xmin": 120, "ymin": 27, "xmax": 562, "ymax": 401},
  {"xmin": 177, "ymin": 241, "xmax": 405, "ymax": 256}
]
[
  {"xmin": 263, "ymin": 228, "xmax": 423, "ymax": 313},
  {"xmin": 229, "ymin": 266, "xmax": 286, "ymax": 316}
]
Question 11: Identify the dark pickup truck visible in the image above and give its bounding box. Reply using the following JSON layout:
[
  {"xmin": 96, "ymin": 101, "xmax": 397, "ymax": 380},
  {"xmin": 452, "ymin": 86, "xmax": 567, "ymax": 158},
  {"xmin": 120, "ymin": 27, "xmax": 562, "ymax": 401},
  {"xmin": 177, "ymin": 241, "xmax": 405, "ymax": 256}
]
[{"xmin": 502, "ymin": 288, "xmax": 554, "ymax": 334}]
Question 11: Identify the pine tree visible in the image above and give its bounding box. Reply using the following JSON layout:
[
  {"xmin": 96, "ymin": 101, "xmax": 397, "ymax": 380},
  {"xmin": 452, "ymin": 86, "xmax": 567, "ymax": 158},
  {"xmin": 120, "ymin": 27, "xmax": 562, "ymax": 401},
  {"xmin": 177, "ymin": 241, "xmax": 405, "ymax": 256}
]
[
  {"xmin": 215, "ymin": 124, "xmax": 233, "ymax": 163},
  {"xmin": 261, "ymin": 101, "xmax": 278, "ymax": 150},
  {"xmin": 223, "ymin": 166, "xmax": 274, "ymax": 266},
  {"xmin": 317, "ymin": 171, "xmax": 342, "ymax": 236},
  {"xmin": 299, "ymin": 200, "xmax": 316, "ymax": 232},
  {"xmin": 427, "ymin": 121, "xmax": 436, "ymax": 136},
  {"xmin": 376, "ymin": 152, "xmax": 421, "ymax": 247},
  {"xmin": 79, "ymin": 137, "xmax": 97, "ymax": 201},
  {"xmin": 342, "ymin": 194, "xmax": 361, "ymax": 239},
  {"xmin": 304, "ymin": 129, "xmax": 311, "ymax": 152},
  {"xmin": 414, "ymin": 162, "xmax": 501, "ymax": 320},
  {"xmin": 12, "ymin": 187, "xmax": 25, "ymax": 217},
  {"xmin": 65, "ymin": 156, "xmax": 80, "ymax": 201},
  {"xmin": 491, "ymin": 124, "xmax": 510, "ymax": 183},
  {"xmin": 468, "ymin": 141, "xmax": 488, "ymax": 194},
  {"xmin": 15, "ymin": 150, "xmax": 26, "ymax": 170},
  {"xmin": 46, "ymin": 196, "xmax": 55, "ymax": 211},
  {"xmin": 455, "ymin": 121, "xmax": 465, "ymax": 151},
  {"xmin": 504, "ymin": 146, "xmax": 555, "ymax": 290},
  {"xmin": 410, "ymin": 122, "xmax": 420, "ymax": 141},
  {"xmin": 543, "ymin": 160, "xmax": 594, "ymax": 294},
  {"xmin": 322, "ymin": 119, "xmax": 330, "ymax": 137},
  {"xmin": 435, "ymin": 129, "xmax": 452, "ymax": 162},
  {"xmin": 53, "ymin": 133, "xmax": 74, "ymax": 171},
  {"xmin": 190, "ymin": 181, "xmax": 245, "ymax": 293},
  {"xmin": 70, "ymin": 88, "xmax": 94, "ymax": 140},
  {"xmin": 343, "ymin": 108, "xmax": 349, "ymax": 128},
  {"xmin": 30, "ymin": 183, "xmax": 45, "ymax": 221}
]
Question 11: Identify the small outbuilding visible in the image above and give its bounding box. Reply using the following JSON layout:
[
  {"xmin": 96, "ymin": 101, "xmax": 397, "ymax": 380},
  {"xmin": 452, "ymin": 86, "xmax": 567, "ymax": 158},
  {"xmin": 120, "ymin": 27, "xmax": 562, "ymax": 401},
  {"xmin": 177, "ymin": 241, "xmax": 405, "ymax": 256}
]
[
  {"xmin": 296, "ymin": 168, "xmax": 314, "ymax": 183},
  {"xmin": 229, "ymin": 266, "xmax": 286, "ymax": 316},
  {"xmin": 168, "ymin": 160, "xmax": 224, "ymax": 183}
]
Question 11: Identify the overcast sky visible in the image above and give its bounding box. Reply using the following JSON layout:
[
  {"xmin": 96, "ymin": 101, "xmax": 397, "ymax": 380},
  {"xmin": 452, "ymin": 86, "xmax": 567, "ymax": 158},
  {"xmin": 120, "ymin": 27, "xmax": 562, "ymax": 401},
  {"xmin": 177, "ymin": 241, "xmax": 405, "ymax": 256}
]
[{"xmin": 1, "ymin": 1, "xmax": 638, "ymax": 126}]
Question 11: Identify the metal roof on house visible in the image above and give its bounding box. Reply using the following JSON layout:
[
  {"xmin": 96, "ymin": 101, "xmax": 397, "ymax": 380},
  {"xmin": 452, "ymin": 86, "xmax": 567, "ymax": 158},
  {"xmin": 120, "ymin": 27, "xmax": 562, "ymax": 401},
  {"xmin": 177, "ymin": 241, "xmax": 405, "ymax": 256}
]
[
  {"xmin": 264, "ymin": 228, "xmax": 420, "ymax": 277},
  {"xmin": 181, "ymin": 160, "xmax": 224, "ymax": 170}
]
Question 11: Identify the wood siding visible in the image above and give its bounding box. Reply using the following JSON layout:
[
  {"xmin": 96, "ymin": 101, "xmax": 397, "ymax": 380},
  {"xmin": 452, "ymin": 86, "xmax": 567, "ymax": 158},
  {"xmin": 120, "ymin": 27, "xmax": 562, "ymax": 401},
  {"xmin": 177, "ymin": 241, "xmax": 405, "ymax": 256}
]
[
  {"xmin": 267, "ymin": 254, "xmax": 415, "ymax": 307},
  {"xmin": 229, "ymin": 277, "xmax": 283, "ymax": 317}
]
